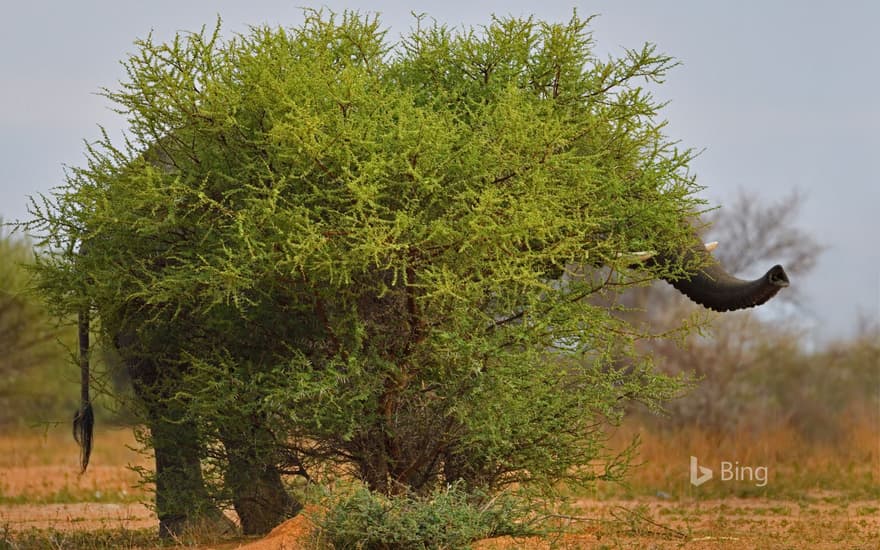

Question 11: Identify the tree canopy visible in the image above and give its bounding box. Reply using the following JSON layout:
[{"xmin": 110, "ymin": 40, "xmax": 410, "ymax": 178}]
[{"xmin": 26, "ymin": 10, "xmax": 701, "ymax": 534}]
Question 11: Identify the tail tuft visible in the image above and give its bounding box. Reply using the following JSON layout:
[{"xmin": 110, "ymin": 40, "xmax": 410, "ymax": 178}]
[{"xmin": 73, "ymin": 402, "xmax": 94, "ymax": 473}]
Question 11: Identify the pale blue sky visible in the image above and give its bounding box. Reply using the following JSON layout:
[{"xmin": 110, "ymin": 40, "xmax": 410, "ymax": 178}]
[{"xmin": 2, "ymin": 1, "xmax": 877, "ymax": 345}]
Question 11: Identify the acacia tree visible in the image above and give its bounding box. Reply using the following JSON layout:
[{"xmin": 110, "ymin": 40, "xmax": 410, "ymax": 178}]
[{"xmin": 28, "ymin": 11, "xmax": 717, "ymax": 538}]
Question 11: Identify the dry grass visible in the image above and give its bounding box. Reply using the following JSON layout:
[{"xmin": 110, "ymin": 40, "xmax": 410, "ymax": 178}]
[
  {"xmin": 0, "ymin": 426, "xmax": 158, "ymax": 547},
  {"xmin": 0, "ymin": 425, "xmax": 150, "ymax": 505},
  {"xmin": 471, "ymin": 496, "xmax": 880, "ymax": 549},
  {"xmin": 0, "ymin": 417, "xmax": 877, "ymax": 548},
  {"xmin": 593, "ymin": 415, "xmax": 880, "ymax": 501}
]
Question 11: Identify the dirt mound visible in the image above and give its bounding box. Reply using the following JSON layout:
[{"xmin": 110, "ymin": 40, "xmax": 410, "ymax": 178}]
[{"xmin": 235, "ymin": 506, "xmax": 319, "ymax": 549}]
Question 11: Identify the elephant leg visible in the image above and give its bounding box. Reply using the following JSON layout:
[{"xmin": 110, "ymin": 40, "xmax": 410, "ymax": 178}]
[
  {"xmin": 125, "ymin": 352, "xmax": 234, "ymax": 538},
  {"xmin": 149, "ymin": 413, "xmax": 223, "ymax": 537},
  {"xmin": 227, "ymin": 456, "xmax": 302, "ymax": 535},
  {"xmin": 220, "ymin": 427, "xmax": 302, "ymax": 535}
]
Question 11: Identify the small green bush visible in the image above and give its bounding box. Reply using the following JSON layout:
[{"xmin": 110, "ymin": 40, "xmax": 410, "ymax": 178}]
[{"xmin": 317, "ymin": 482, "xmax": 536, "ymax": 549}]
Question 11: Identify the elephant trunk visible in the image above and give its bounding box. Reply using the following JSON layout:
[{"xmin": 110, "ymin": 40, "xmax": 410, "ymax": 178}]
[{"xmin": 656, "ymin": 243, "xmax": 789, "ymax": 312}]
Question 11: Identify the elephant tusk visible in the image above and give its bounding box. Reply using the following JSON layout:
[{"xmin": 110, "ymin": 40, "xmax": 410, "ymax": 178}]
[{"xmin": 704, "ymin": 241, "xmax": 719, "ymax": 252}]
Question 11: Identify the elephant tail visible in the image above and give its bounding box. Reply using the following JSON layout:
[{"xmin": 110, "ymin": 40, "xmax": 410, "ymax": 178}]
[{"xmin": 73, "ymin": 308, "xmax": 93, "ymax": 473}]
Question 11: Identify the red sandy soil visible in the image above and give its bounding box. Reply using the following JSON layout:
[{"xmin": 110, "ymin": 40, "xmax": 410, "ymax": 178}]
[
  {"xmin": 3, "ymin": 428, "xmax": 877, "ymax": 548},
  {"xmin": 233, "ymin": 506, "xmax": 319, "ymax": 550},
  {"xmin": 0, "ymin": 502, "xmax": 155, "ymax": 531},
  {"xmin": 225, "ymin": 496, "xmax": 880, "ymax": 549}
]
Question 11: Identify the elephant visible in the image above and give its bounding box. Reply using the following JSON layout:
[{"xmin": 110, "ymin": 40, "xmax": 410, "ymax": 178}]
[
  {"xmin": 69, "ymin": 135, "xmax": 790, "ymax": 537},
  {"xmin": 72, "ymin": 221, "xmax": 788, "ymax": 533}
]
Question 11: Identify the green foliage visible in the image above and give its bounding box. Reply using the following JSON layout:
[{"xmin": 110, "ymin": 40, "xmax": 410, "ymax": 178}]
[
  {"xmin": 317, "ymin": 482, "xmax": 536, "ymax": 549},
  {"xmin": 23, "ymin": 9, "xmax": 701, "ymax": 539}
]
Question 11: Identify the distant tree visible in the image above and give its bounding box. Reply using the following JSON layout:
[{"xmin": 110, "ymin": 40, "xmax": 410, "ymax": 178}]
[
  {"xmin": 25, "ymin": 11, "xmax": 758, "ymax": 540},
  {"xmin": 0, "ymin": 226, "xmax": 68, "ymax": 422}
]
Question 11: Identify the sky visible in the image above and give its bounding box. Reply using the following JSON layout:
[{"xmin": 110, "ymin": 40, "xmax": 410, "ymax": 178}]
[{"xmin": 2, "ymin": 1, "xmax": 877, "ymax": 346}]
